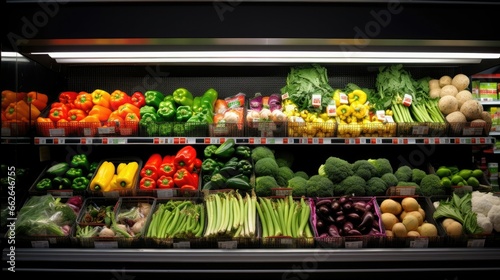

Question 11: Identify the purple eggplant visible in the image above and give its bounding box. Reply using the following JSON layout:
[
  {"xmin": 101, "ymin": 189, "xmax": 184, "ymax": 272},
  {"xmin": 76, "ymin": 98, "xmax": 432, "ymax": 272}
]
[
  {"xmin": 318, "ymin": 205, "xmax": 330, "ymax": 215},
  {"xmin": 335, "ymin": 214, "xmax": 346, "ymax": 224},
  {"xmin": 347, "ymin": 212, "xmax": 361, "ymax": 225},
  {"xmin": 346, "ymin": 229, "xmax": 363, "ymax": 236},
  {"xmin": 342, "ymin": 201, "xmax": 353, "ymax": 211},
  {"xmin": 331, "ymin": 200, "xmax": 341, "ymax": 211},
  {"xmin": 316, "ymin": 199, "xmax": 332, "ymax": 208},
  {"xmin": 352, "ymin": 201, "xmax": 367, "ymax": 213},
  {"xmin": 343, "ymin": 221, "xmax": 354, "ymax": 233},
  {"xmin": 328, "ymin": 224, "xmax": 341, "ymax": 237},
  {"xmin": 357, "ymin": 211, "xmax": 375, "ymax": 230}
]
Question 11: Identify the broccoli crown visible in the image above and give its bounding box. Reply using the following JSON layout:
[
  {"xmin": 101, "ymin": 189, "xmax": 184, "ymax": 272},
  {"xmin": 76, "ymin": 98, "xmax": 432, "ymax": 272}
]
[
  {"xmin": 394, "ymin": 165, "xmax": 413, "ymax": 182},
  {"xmin": 306, "ymin": 175, "xmax": 334, "ymax": 197},
  {"xmin": 397, "ymin": 181, "xmax": 419, "ymax": 188},
  {"xmin": 411, "ymin": 168, "xmax": 427, "ymax": 185},
  {"xmin": 287, "ymin": 176, "xmax": 308, "ymax": 197},
  {"xmin": 320, "ymin": 156, "xmax": 353, "ymax": 183},
  {"xmin": 334, "ymin": 175, "xmax": 367, "ymax": 196},
  {"xmin": 276, "ymin": 166, "xmax": 295, "ymax": 186},
  {"xmin": 294, "ymin": 171, "xmax": 309, "ymax": 180},
  {"xmin": 255, "ymin": 175, "xmax": 278, "ymax": 197},
  {"xmin": 380, "ymin": 173, "xmax": 398, "ymax": 187},
  {"xmin": 419, "ymin": 174, "xmax": 445, "ymax": 196},
  {"xmin": 366, "ymin": 177, "xmax": 389, "ymax": 196},
  {"xmin": 254, "ymin": 157, "xmax": 280, "ymax": 178},
  {"xmin": 368, "ymin": 158, "xmax": 393, "ymax": 177},
  {"xmin": 274, "ymin": 150, "xmax": 294, "ymax": 168},
  {"xmin": 351, "ymin": 159, "xmax": 378, "ymax": 181},
  {"xmin": 251, "ymin": 146, "xmax": 275, "ymax": 162}
]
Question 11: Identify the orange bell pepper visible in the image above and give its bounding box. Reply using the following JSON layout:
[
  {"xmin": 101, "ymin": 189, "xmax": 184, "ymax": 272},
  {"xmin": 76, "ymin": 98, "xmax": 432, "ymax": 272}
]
[
  {"xmin": 27, "ymin": 91, "xmax": 49, "ymax": 104},
  {"xmin": 88, "ymin": 104, "xmax": 112, "ymax": 122},
  {"xmin": 79, "ymin": 115, "xmax": 101, "ymax": 136},
  {"xmin": 74, "ymin": 92, "xmax": 94, "ymax": 112},
  {"xmin": 91, "ymin": 89, "xmax": 111, "ymax": 108},
  {"xmin": 5, "ymin": 100, "xmax": 29, "ymax": 120},
  {"xmin": 107, "ymin": 112, "xmax": 125, "ymax": 130},
  {"xmin": 36, "ymin": 117, "xmax": 55, "ymax": 136},
  {"xmin": 2, "ymin": 90, "xmax": 17, "ymax": 110},
  {"xmin": 49, "ymin": 106, "xmax": 68, "ymax": 122},
  {"xmin": 67, "ymin": 109, "xmax": 87, "ymax": 121},
  {"xmin": 117, "ymin": 103, "xmax": 141, "ymax": 120},
  {"xmin": 29, "ymin": 103, "xmax": 41, "ymax": 119}
]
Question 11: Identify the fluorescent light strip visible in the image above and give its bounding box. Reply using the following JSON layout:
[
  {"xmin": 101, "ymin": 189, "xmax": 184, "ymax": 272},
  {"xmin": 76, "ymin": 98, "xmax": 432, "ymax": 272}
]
[
  {"xmin": 1, "ymin": 52, "xmax": 30, "ymax": 62},
  {"xmin": 35, "ymin": 51, "xmax": 500, "ymax": 59},
  {"xmin": 54, "ymin": 58, "xmax": 482, "ymax": 64}
]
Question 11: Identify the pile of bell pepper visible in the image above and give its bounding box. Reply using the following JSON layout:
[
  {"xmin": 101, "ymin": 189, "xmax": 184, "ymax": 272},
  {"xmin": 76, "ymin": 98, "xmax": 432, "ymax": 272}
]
[
  {"xmin": 36, "ymin": 89, "xmax": 145, "ymax": 136},
  {"xmin": 89, "ymin": 159, "xmax": 140, "ymax": 192},
  {"xmin": 139, "ymin": 88, "xmax": 218, "ymax": 136},
  {"xmin": 2, "ymin": 90, "xmax": 48, "ymax": 135},
  {"xmin": 138, "ymin": 145, "xmax": 202, "ymax": 193},
  {"xmin": 34, "ymin": 154, "xmax": 98, "ymax": 192},
  {"xmin": 200, "ymin": 139, "xmax": 254, "ymax": 192}
]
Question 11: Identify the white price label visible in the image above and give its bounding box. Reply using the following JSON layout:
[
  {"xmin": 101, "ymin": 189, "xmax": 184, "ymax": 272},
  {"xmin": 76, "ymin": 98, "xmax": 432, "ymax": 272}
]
[
  {"xmin": 1, "ymin": 127, "xmax": 11, "ymax": 136},
  {"xmin": 344, "ymin": 241, "xmax": 363, "ymax": 248},
  {"xmin": 173, "ymin": 241, "xmax": 191, "ymax": 249},
  {"xmin": 49, "ymin": 128, "xmax": 65, "ymax": 137},
  {"xmin": 467, "ymin": 239, "xmax": 485, "ymax": 248},
  {"xmin": 339, "ymin": 92, "xmax": 349, "ymax": 104},
  {"xmin": 218, "ymin": 241, "xmax": 238, "ymax": 249},
  {"xmin": 103, "ymin": 191, "xmax": 120, "ymax": 198},
  {"xmin": 94, "ymin": 241, "xmax": 119, "ymax": 248},
  {"xmin": 31, "ymin": 240, "xmax": 50, "ymax": 248},
  {"xmin": 409, "ymin": 238, "xmax": 429, "ymax": 248},
  {"xmin": 157, "ymin": 189, "xmax": 177, "ymax": 198},
  {"xmin": 98, "ymin": 126, "xmax": 115, "ymax": 135}
]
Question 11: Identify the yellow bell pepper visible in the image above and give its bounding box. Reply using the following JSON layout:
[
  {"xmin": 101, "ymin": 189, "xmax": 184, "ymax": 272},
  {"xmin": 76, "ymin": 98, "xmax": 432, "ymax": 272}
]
[
  {"xmin": 116, "ymin": 161, "xmax": 139, "ymax": 189},
  {"xmin": 337, "ymin": 105, "xmax": 353, "ymax": 120},
  {"xmin": 348, "ymin": 89, "xmax": 367, "ymax": 104},
  {"xmin": 351, "ymin": 101, "xmax": 368, "ymax": 119},
  {"xmin": 90, "ymin": 161, "xmax": 116, "ymax": 191},
  {"xmin": 332, "ymin": 89, "xmax": 342, "ymax": 107}
]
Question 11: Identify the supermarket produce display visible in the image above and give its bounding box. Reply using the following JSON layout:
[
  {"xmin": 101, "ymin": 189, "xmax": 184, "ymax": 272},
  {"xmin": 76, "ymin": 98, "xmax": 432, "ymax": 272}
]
[{"xmin": 2, "ymin": 0, "xmax": 500, "ymax": 277}]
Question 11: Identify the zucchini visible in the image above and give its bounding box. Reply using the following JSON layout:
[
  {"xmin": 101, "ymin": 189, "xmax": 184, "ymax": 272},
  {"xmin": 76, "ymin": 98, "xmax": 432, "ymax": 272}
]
[
  {"xmin": 218, "ymin": 166, "xmax": 240, "ymax": 178},
  {"xmin": 45, "ymin": 162, "xmax": 70, "ymax": 177},
  {"xmin": 214, "ymin": 138, "xmax": 235, "ymax": 158},
  {"xmin": 225, "ymin": 177, "xmax": 252, "ymax": 191}
]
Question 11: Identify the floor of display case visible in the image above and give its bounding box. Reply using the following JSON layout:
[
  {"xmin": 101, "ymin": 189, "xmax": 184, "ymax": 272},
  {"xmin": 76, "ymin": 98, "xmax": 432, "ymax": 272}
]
[{"xmin": 3, "ymin": 247, "xmax": 500, "ymax": 279}]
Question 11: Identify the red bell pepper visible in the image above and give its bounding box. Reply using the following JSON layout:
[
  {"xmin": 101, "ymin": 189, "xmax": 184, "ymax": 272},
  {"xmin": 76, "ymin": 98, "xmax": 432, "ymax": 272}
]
[
  {"xmin": 130, "ymin": 91, "xmax": 146, "ymax": 108},
  {"xmin": 67, "ymin": 108, "xmax": 87, "ymax": 121},
  {"xmin": 49, "ymin": 106, "xmax": 68, "ymax": 122},
  {"xmin": 191, "ymin": 172, "xmax": 199, "ymax": 188},
  {"xmin": 109, "ymin": 90, "xmax": 131, "ymax": 111},
  {"xmin": 157, "ymin": 175, "xmax": 174, "ymax": 189},
  {"xmin": 174, "ymin": 146, "xmax": 197, "ymax": 172},
  {"xmin": 59, "ymin": 91, "xmax": 78, "ymax": 107},
  {"xmin": 139, "ymin": 177, "xmax": 156, "ymax": 190},
  {"xmin": 140, "ymin": 153, "xmax": 162, "ymax": 180},
  {"xmin": 192, "ymin": 158, "xmax": 202, "ymax": 174},
  {"xmin": 180, "ymin": 184, "xmax": 197, "ymax": 192},
  {"xmin": 173, "ymin": 168, "xmax": 196, "ymax": 188},
  {"xmin": 158, "ymin": 155, "xmax": 176, "ymax": 177}
]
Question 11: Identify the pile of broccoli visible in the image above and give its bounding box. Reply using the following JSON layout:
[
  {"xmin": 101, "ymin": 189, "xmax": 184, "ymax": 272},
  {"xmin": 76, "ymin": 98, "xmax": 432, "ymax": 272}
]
[{"xmin": 251, "ymin": 146, "xmax": 442, "ymax": 198}]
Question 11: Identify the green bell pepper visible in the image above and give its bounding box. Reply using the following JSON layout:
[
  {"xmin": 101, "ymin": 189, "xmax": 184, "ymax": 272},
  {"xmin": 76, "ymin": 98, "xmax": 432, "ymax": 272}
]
[
  {"xmin": 163, "ymin": 95, "xmax": 175, "ymax": 102},
  {"xmin": 237, "ymin": 159, "xmax": 253, "ymax": 176},
  {"xmin": 71, "ymin": 154, "xmax": 89, "ymax": 171},
  {"xmin": 204, "ymin": 145, "xmax": 219, "ymax": 158},
  {"xmin": 36, "ymin": 178, "xmax": 52, "ymax": 190},
  {"xmin": 202, "ymin": 88, "xmax": 218, "ymax": 108},
  {"xmin": 141, "ymin": 122, "xmax": 159, "ymax": 137},
  {"xmin": 158, "ymin": 123, "xmax": 173, "ymax": 136},
  {"xmin": 173, "ymin": 123, "xmax": 185, "ymax": 136},
  {"xmin": 192, "ymin": 96, "xmax": 202, "ymax": 113},
  {"xmin": 53, "ymin": 176, "xmax": 71, "ymax": 190},
  {"xmin": 89, "ymin": 162, "xmax": 99, "ymax": 173},
  {"xmin": 65, "ymin": 167, "xmax": 83, "ymax": 179},
  {"xmin": 157, "ymin": 100, "xmax": 177, "ymax": 121},
  {"xmin": 175, "ymin": 105, "xmax": 193, "ymax": 122},
  {"xmin": 172, "ymin": 88, "xmax": 194, "ymax": 107},
  {"xmin": 72, "ymin": 176, "xmax": 90, "ymax": 190},
  {"xmin": 139, "ymin": 105, "xmax": 157, "ymax": 117},
  {"xmin": 140, "ymin": 112, "xmax": 160, "ymax": 124},
  {"xmin": 144, "ymin": 90, "xmax": 165, "ymax": 109},
  {"xmin": 201, "ymin": 158, "xmax": 220, "ymax": 174},
  {"xmin": 235, "ymin": 146, "xmax": 251, "ymax": 159},
  {"xmin": 223, "ymin": 157, "xmax": 240, "ymax": 168}
]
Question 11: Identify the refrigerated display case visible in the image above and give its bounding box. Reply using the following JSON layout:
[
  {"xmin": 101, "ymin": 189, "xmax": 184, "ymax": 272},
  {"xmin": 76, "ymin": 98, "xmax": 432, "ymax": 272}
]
[{"xmin": 2, "ymin": 0, "xmax": 500, "ymax": 278}]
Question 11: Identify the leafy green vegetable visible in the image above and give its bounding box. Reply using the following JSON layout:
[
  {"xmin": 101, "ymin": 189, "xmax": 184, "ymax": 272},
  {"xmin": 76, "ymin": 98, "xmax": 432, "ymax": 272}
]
[
  {"xmin": 433, "ymin": 193, "xmax": 482, "ymax": 235},
  {"xmin": 280, "ymin": 64, "xmax": 333, "ymax": 113}
]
